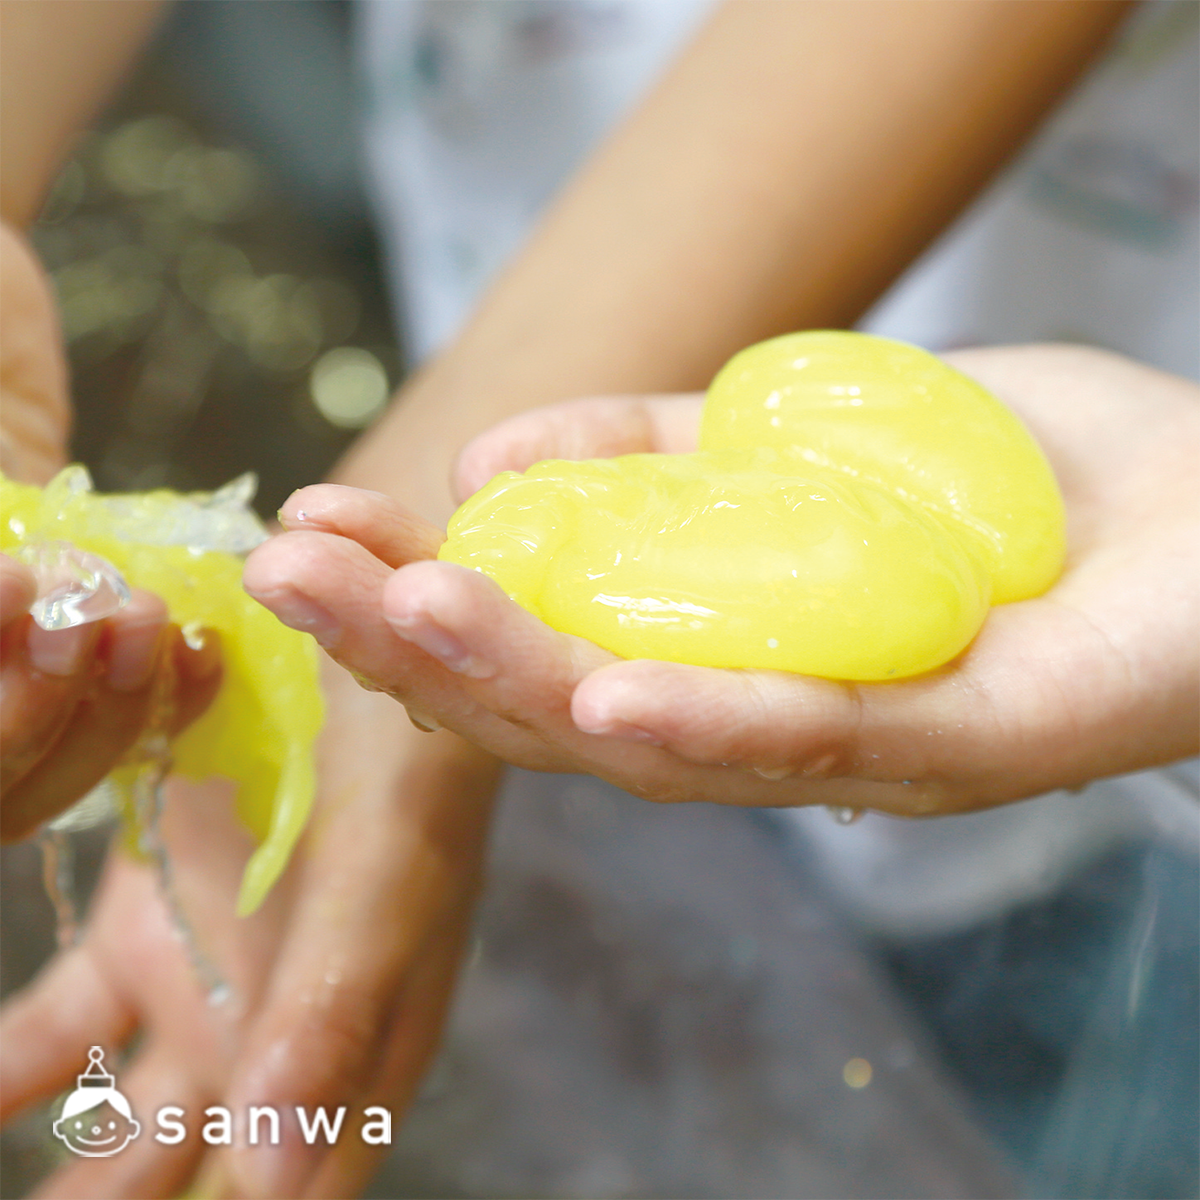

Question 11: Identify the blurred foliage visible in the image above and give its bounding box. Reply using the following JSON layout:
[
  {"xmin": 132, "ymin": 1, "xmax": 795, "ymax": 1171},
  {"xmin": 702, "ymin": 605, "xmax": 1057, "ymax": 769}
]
[{"xmin": 32, "ymin": 66, "xmax": 399, "ymax": 515}]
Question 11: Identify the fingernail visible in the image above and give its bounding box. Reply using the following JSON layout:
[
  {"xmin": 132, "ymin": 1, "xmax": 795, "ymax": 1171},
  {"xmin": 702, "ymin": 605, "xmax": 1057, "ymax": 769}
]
[
  {"xmin": 575, "ymin": 716, "xmax": 664, "ymax": 746},
  {"xmin": 106, "ymin": 619, "xmax": 166, "ymax": 692},
  {"xmin": 247, "ymin": 587, "xmax": 341, "ymax": 649},
  {"xmin": 27, "ymin": 621, "xmax": 93, "ymax": 676},
  {"xmin": 389, "ymin": 615, "xmax": 494, "ymax": 679}
]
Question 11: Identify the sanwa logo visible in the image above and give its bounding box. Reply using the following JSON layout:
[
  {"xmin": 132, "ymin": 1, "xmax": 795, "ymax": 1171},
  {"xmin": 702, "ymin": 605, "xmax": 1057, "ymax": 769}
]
[{"xmin": 52, "ymin": 1047, "xmax": 140, "ymax": 1158}]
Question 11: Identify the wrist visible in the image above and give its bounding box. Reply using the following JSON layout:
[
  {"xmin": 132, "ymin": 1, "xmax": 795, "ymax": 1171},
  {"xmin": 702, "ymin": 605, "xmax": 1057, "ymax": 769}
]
[{"xmin": 315, "ymin": 656, "xmax": 501, "ymax": 838}]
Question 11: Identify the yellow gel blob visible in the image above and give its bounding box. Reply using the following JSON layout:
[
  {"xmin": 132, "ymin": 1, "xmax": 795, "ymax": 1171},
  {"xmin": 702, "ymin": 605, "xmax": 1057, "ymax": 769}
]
[
  {"xmin": 1, "ymin": 468, "xmax": 323, "ymax": 914},
  {"xmin": 439, "ymin": 331, "xmax": 1066, "ymax": 682},
  {"xmin": 702, "ymin": 330, "xmax": 1064, "ymax": 603}
]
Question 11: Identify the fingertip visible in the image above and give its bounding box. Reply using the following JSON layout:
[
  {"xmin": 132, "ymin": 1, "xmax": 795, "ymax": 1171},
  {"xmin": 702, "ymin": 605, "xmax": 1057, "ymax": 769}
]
[
  {"xmin": 242, "ymin": 528, "xmax": 300, "ymax": 594},
  {"xmin": 451, "ymin": 405, "xmax": 564, "ymax": 501},
  {"xmin": 277, "ymin": 483, "xmax": 365, "ymax": 531},
  {"xmin": 104, "ymin": 616, "xmax": 168, "ymax": 695},
  {"xmin": 162, "ymin": 626, "xmax": 224, "ymax": 735},
  {"xmin": 244, "ymin": 531, "xmax": 337, "ymax": 614},
  {"xmin": 25, "ymin": 617, "xmax": 102, "ymax": 677},
  {"xmin": 381, "ymin": 559, "xmax": 481, "ymax": 627},
  {"xmin": 277, "ymin": 485, "xmax": 444, "ymax": 569},
  {"xmin": 277, "ymin": 483, "xmax": 326, "ymax": 527},
  {"xmin": 571, "ymin": 659, "xmax": 665, "ymax": 734},
  {"xmin": 451, "ymin": 439, "xmax": 495, "ymax": 503}
]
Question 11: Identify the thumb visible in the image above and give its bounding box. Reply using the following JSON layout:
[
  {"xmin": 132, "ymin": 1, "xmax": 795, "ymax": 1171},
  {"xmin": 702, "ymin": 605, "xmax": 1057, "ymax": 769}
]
[{"xmin": 452, "ymin": 394, "xmax": 702, "ymax": 502}]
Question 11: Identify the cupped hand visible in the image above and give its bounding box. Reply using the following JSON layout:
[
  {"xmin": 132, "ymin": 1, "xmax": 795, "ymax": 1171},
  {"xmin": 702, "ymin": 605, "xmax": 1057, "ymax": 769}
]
[{"xmin": 244, "ymin": 344, "xmax": 1199, "ymax": 816}]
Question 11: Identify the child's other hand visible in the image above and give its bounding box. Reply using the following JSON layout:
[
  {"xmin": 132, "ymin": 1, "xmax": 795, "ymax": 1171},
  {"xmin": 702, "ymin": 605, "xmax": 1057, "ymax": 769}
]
[
  {"xmin": 0, "ymin": 565, "xmax": 223, "ymax": 840},
  {"xmin": 0, "ymin": 221, "xmax": 223, "ymax": 840}
]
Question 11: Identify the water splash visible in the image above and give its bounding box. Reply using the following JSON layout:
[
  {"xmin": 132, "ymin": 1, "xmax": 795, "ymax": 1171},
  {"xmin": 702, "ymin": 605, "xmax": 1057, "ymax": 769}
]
[
  {"xmin": 38, "ymin": 828, "xmax": 79, "ymax": 950},
  {"xmin": 30, "ymin": 553, "xmax": 231, "ymax": 1007},
  {"xmin": 131, "ymin": 735, "xmax": 231, "ymax": 1008}
]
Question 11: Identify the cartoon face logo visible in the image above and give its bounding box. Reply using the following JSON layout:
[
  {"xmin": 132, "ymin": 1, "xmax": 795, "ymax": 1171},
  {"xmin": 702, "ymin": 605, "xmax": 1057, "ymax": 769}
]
[{"xmin": 52, "ymin": 1047, "xmax": 140, "ymax": 1158}]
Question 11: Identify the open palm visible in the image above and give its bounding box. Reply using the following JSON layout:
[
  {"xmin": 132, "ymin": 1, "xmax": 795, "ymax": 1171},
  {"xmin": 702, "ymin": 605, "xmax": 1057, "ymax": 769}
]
[{"xmin": 245, "ymin": 344, "xmax": 1199, "ymax": 816}]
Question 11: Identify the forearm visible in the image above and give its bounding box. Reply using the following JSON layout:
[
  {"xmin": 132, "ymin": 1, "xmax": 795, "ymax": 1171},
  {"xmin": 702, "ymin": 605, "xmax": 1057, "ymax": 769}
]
[
  {"xmin": 1, "ymin": 0, "xmax": 164, "ymax": 226},
  {"xmin": 336, "ymin": 0, "xmax": 1131, "ymax": 522}
]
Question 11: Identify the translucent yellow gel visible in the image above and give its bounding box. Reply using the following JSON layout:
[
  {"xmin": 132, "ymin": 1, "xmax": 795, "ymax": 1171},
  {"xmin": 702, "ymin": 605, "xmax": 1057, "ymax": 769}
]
[
  {"xmin": 439, "ymin": 332, "xmax": 1066, "ymax": 681},
  {"xmin": 1, "ymin": 468, "xmax": 323, "ymax": 914}
]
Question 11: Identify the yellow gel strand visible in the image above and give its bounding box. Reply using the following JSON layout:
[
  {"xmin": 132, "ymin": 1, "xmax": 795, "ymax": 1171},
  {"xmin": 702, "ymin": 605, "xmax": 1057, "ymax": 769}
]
[
  {"xmin": 1, "ymin": 468, "xmax": 323, "ymax": 915},
  {"xmin": 439, "ymin": 331, "xmax": 1066, "ymax": 681}
]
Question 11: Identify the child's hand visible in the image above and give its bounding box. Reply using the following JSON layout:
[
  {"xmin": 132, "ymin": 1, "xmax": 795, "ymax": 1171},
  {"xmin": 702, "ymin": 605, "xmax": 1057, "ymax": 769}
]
[
  {"xmin": 245, "ymin": 345, "xmax": 1199, "ymax": 815},
  {"xmin": 2, "ymin": 670, "xmax": 495, "ymax": 1200},
  {"xmin": 0, "ymin": 222, "xmax": 223, "ymax": 839},
  {"xmin": 0, "ymin": 565, "xmax": 223, "ymax": 840}
]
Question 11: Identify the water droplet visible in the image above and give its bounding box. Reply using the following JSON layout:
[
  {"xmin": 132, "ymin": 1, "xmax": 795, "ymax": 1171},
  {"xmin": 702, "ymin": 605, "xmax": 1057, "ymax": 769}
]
[
  {"xmin": 406, "ymin": 708, "xmax": 441, "ymax": 733},
  {"xmin": 827, "ymin": 806, "xmax": 863, "ymax": 825},
  {"xmin": 753, "ymin": 764, "xmax": 792, "ymax": 781}
]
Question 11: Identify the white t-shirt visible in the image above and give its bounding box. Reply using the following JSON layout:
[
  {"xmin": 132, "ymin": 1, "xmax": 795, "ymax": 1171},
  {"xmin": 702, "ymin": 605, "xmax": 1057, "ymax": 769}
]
[
  {"xmin": 358, "ymin": 0, "xmax": 717, "ymax": 363},
  {"xmin": 356, "ymin": 0, "xmax": 1199, "ymax": 934},
  {"xmin": 861, "ymin": 0, "xmax": 1199, "ymax": 381}
]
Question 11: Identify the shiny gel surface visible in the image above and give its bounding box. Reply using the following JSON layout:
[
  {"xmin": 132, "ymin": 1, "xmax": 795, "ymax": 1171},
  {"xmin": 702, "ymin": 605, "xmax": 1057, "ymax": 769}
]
[
  {"xmin": 440, "ymin": 332, "xmax": 1065, "ymax": 681},
  {"xmin": 1, "ymin": 467, "xmax": 323, "ymax": 914}
]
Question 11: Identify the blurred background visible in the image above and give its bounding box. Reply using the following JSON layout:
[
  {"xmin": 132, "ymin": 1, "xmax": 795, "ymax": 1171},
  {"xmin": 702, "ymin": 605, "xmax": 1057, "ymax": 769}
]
[{"xmin": 20, "ymin": 0, "xmax": 398, "ymax": 513}]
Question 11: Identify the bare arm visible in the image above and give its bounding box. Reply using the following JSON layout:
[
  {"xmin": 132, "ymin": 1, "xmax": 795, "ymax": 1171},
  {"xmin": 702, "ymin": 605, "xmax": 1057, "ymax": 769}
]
[
  {"xmin": 341, "ymin": 0, "xmax": 1132, "ymax": 520},
  {"xmin": 0, "ymin": 0, "xmax": 164, "ymax": 226}
]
